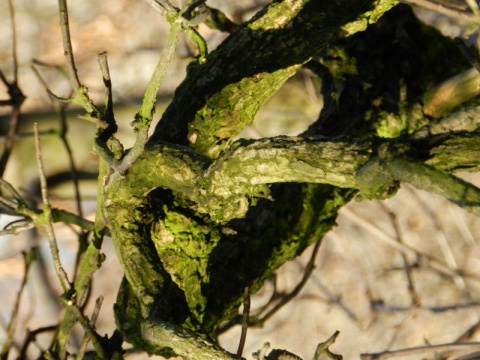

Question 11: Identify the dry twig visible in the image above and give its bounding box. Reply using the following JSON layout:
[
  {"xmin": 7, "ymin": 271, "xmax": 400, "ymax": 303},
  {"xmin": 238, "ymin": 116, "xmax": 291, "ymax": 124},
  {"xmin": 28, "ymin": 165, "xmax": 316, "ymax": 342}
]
[
  {"xmin": 237, "ymin": 287, "xmax": 250, "ymax": 357},
  {"xmin": 378, "ymin": 202, "xmax": 421, "ymax": 306},
  {"xmin": 34, "ymin": 123, "xmax": 71, "ymax": 292},
  {"xmin": 361, "ymin": 341, "xmax": 480, "ymax": 360}
]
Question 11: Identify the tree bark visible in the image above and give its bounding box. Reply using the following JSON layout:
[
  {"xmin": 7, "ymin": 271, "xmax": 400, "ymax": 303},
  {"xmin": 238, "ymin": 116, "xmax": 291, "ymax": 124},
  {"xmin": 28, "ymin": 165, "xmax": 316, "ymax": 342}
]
[{"xmin": 100, "ymin": 0, "xmax": 480, "ymax": 358}]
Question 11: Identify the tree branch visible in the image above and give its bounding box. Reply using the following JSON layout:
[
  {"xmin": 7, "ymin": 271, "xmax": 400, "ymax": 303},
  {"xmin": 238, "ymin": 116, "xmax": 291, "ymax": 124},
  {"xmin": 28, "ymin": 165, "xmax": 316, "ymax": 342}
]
[
  {"xmin": 128, "ymin": 128, "xmax": 480, "ymax": 222},
  {"xmin": 148, "ymin": 0, "xmax": 398, "ymax": 157}
]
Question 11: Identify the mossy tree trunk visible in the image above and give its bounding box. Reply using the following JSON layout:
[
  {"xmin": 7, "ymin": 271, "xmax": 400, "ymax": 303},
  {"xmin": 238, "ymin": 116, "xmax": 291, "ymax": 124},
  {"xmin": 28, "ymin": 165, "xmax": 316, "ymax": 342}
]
[{"xmin": 100, "ymin": 1, "xmax": 480, "ymax": 359}]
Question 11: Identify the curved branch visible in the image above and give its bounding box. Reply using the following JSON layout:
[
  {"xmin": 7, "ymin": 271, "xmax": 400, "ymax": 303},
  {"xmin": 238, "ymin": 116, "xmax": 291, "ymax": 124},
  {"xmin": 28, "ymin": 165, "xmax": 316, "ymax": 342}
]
[
  {"xmin": 148, "ymin": 0, "xmax": 398, "ymax": 157},
  {"xmin": 128, "ymin": 129, "xmax": 480, "ymax": 223}
]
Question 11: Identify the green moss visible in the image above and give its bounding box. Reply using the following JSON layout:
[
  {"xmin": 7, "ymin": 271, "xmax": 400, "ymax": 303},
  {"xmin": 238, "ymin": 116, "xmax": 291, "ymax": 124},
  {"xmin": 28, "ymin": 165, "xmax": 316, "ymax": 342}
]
[
  {"xmin": 427, "ymin": 134, "xmax": 480, "ymax": 173},
  {"xmin": 190, "ymin": 66, "xmax": 299, "ymax": 158},
  {"xmin": 355, "ymin": 157, "xmax": 399, "ymax": 199},
  {"xmin": 149, "ymin": 201, "xmax": 222, "ymax": 323}
]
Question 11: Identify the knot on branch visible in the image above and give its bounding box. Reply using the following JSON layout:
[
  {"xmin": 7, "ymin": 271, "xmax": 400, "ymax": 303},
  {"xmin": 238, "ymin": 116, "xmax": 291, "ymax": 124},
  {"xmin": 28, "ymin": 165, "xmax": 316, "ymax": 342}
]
[
  {"xmin": 355, "ymin": 142, "xmax": 404, "ymax": 200},
  {"xmin": 355, "ymin": 158, "xmax": 399, "ymax": 200}
]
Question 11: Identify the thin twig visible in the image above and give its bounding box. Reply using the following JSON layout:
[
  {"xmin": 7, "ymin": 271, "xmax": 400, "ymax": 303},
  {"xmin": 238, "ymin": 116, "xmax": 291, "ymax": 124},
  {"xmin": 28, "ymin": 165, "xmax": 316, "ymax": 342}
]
[
  {"xmin": 144, "ymin": 0, "xmax": 178, "ymax": 16},
  {"xmin": 77, "ymin": 296, "xmax": 104, "ymax": 360},
  {"xmin": 410, "ymin": 190, "xmax": 469, "ymax": 296},
  {"xmin": 456, "ymin": 320, "xmax": 480, "ymax": 343},
  {"xmin": 7, "ymin": 0, "xmax": 18, "ymax": 82},
  {"xmin": 18, "ymin": 325, "xmax": 58, "ymax": 359},
  {"xmin": 370, "ymin": 301, "xmax": 480, "ymax": 313},
  {"xmin": 59, "ymin": 107, "xmax": 84, "ymax": 218},
  {"xmin": 313, "ymin": 331, "xmax": 342, "ymax": 360},
  {"xmin": 56, "ymin": 0, "xmax": 98, "ymax": 116},
  {"xmin": 182, "ymin": 0, "xmax": 207, "ymax": 20},
  {"xmin": 399, "ymin": 0, "xmax": 480, "ymax": 21},
  {"xmin": 0, "ymin": 177, "xmax": 24, "ymax": 203},
  {"xmin": 0, "ymin": 105, "xmax": 22, "ymax": 177},
  {"xmin": 54, "ymin": 104, "xmax": 90, "ymax": 283},
  {"xmin": 0, "ymin": 251, "xmax": 32, "ymax": 359},
  {"xmin": 34, "ymin": 123, "xmax": 71, "ymax": 292},
  {"xmin": 213, "ymin": 276, "xmax": 277, "ymax": 338},
  {"xmin": 32, "ymin": 56, "xmax": 90, "ymax": 282},
  {"xmin": 378, "ymin": 201, "xmax": 421, "ymax": 306},
  {"xmin": 0, "ymin": 13, "xmax": 25, "ymax": 176},
  {"xmin": 97, "ymin": 53, "xmax": 115, "ymax": 128},
  {"xmin": 259, "ymin": 239, "xmax": 322, "ymax": 324},
  {"xmin": 216, "ymin": 240, "xmax": 325, "ymax": 337},
  {"xmin": 55, "ymin": 154, "xmax": 110, "ymax": 358},
  {"xmin": 308, "ymin": 272, "xmax": 360, "ymax": 324},
  {"xmin": 114, "ymin": 20, "xmax": 182, "ymax": 176},
  {"xmin": 237, "ymin": 287, "xmax": 250, "ymax": 357},
  {"xmin": 63, "ymin": 298, "xmax": 105, "ymax": 358},
  {"xmin": 57, "ymin": 0, "xmax": 81, "ymax": 91},
  {"xmin": 96, "ymin": 52, "xmax": 122, "ymax": 155},
  {"xmin": 360, "ymin": 342, "xmax": 480, "ymax": 360},
  {"xmin": 340, "ymin": 207, "xmax": 480, "ymax": 283},
  {"xmin": 31, "ymin": 62, "xmax": 85, "ymax": 218}
]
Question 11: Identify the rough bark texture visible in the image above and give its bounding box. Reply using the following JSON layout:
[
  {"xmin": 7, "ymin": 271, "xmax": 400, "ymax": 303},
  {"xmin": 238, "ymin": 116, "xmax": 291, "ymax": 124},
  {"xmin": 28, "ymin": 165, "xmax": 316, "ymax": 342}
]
[
  {"xmin": 100, "ymin": 1, "xmax": 480, "ymax": 359},
  {"xmin": 148, "ymin": 0, "xmax": 398, "ymax": 157}
]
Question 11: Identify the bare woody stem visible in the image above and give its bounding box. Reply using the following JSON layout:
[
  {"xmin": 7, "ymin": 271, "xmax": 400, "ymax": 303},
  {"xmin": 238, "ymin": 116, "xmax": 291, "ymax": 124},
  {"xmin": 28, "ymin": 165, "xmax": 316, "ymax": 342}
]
[
  {"xmin": 57, "ymin": 0, "xmax": 81, "ymax": 91},
  {"xmin": 34, "ymin": 124, "xmax": 71, "ymax": 292}
]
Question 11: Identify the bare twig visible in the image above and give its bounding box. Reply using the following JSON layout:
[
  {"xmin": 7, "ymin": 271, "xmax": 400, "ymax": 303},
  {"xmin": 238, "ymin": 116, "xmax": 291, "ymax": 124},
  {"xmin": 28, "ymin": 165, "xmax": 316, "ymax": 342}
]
[
  {"xmin": 456, "ymin": 320, "xmax": 480, "ymax": 342},
  {"xmin": 0, "ymin": 251, "xmax": 32, "ymax": 359},
  {"xmin": 378, "ymin": 202, "xmax": 421, "ymax": 306},
  {"xmin": 340, "ymin": 207, "xmax": 480, "ymax": 283},
  {"xmin": 313, "ymin": 331, "xmax": 342, "ymax": 360},
  {"xmin": 0, "ymin": 177, "xmax": 25, "ymax": 204},
  {"xmin": 76, "ymin": 296, "xmax": 104, "ymax": 360},
  {"xmin": 56, "ymin": 137, "xmax": 111, "ymax": 358},
  {"xmin": 34, "ymin": 123, "xmax": 71, "ymax": 292},
  {"xmin": 236, "ymin": 287, "xmax": 250, "ymax": 357},
  {"xmin": 409, "ymin": 190, "xmax": 469, "ymax": 296},
  {"xmin": 0, "ymin": 73, "xmax": 25, "ymax": 176},
  {"xmin": 95, "ymin": 52, "xmax": 123, "ymax": 163},
  {"xmin": 63, "ymin": 298, "xmax": 105, "ymax": 358},
  {"xmin": 308, "ymin": 271, "xmax": 360, "ymax": 324},
  {"xmin": 7, "ymin": 0, "xmax": 18, "ymax": 82},
  {"xmin": 253, "ymin": 342, "xmax": 271, "ymax": 360},
  {"xmin": 17, "ymin": 326, "xmax": 58, "ymax": 359},
  {"xmin": 0, "ymin": 0, "xmax": 24, "ymax": 181},
  {"xmin": 213, "ymin": 276, "xmax": 278, "ymax": 338},
  {"xmin": 0, "ymin": 220, "xmax": 34, "ymax": 236},
  {"xmin": 97, "ymin": 53, "xmax": 115, "ymax": 128},
  {"xmin": 182, "ymin": 0, "xmax": 208, "ymax": 25},
  {"xmin": 144, "ymin": 0, "xmax": 178, "ymax": 16},
  {"xmin": 399, "ymin": 0, "xmax": 480, "ymax": 21},
  {"xmin": 360, "ymin": 342, "xmax": 480, "ymax": 360},
  {"xmin": 57, "ymin": 0, "xmax": 81, "ymax": 91},
  {"xmin": 31, "ymin": 65, "xmax": 84, "ymax": 218},
  {"xmin": 56, "ymin": 0, "xmax": 98, "ymax": 116},
  {"xmin": 259, "ymin": 239, "xmax": 322, "ymax": 324},
  {"xmin": 114, "ymin": 19, "xmax": 182, "ymax": 176},
  {"xmin": 32, "ymin": 57, "xmax": 94, "ymax": 287},
  {"xmin": 371, "ymin": 301, "xmax": 480, "ymax": 313}
]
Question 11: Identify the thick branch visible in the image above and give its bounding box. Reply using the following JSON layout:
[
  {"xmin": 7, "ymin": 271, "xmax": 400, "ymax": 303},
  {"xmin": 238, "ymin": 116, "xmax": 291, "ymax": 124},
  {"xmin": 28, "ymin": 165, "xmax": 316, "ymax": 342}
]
[
  {"xmin": 127, "ymin": 131, "xmax": 480, "ymax": 222},
  {"xmin": 125, "ymin": 137, "xmax": 373, "ymax": 222},
  {"xmin": 107, "ymin": 130, "xmax": 480, "ymax": 356},
  {"xmin": 148, "ymin": 0, "xmax": 398, "ymax": 157}
]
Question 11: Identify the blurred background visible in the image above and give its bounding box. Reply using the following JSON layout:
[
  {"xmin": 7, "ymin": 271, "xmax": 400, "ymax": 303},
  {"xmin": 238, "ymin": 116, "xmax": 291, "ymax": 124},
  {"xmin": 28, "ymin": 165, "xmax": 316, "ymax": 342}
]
[{"xmin": 2, "ymin": 1, "xmax": 480, "ymax": 359}]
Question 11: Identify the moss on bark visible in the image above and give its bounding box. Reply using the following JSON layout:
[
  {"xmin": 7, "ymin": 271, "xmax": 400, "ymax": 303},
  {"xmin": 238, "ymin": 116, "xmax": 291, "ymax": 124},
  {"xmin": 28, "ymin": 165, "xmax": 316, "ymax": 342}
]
[{"xmin": 101, "ymin": 0, "xmax": 480, "ymax": 358}]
